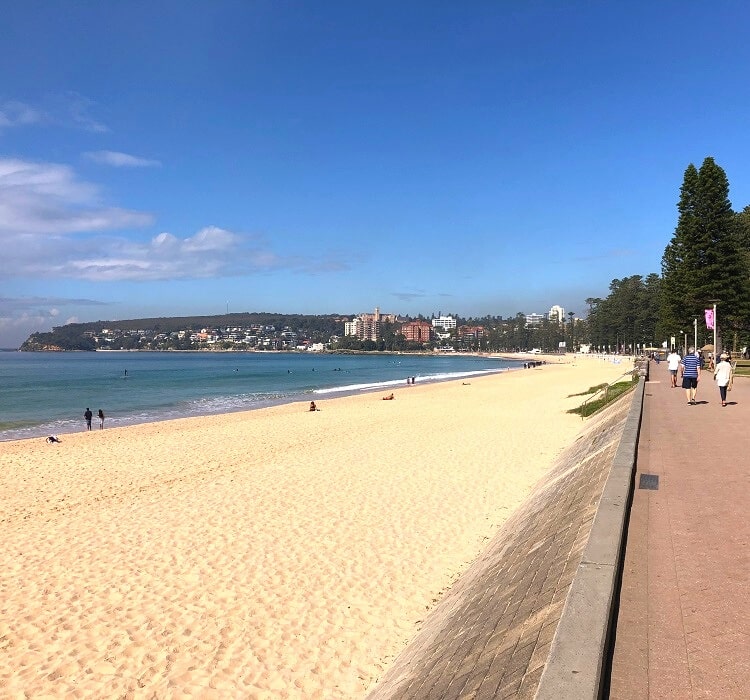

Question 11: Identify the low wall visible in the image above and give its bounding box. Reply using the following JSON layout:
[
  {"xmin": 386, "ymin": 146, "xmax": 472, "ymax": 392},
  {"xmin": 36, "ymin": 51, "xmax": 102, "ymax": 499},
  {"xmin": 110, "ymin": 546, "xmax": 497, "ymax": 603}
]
[{"xmin": 366, "ymin": 377, "xmax": 645, "ymax": 699}]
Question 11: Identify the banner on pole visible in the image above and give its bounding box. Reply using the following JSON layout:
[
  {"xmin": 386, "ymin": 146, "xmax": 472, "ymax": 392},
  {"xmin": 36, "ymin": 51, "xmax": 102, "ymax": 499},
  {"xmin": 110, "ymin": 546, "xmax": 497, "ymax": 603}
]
[{"xmin": 705, "ymin": 308, "xmax": 714, "ymax": 330}]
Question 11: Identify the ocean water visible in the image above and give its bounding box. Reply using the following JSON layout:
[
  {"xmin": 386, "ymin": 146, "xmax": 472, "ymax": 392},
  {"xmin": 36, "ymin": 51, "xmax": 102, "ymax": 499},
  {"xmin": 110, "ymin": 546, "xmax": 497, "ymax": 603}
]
[{"xmin": 0, "ymin": 351, "xmax": 521, "ymax": 442}]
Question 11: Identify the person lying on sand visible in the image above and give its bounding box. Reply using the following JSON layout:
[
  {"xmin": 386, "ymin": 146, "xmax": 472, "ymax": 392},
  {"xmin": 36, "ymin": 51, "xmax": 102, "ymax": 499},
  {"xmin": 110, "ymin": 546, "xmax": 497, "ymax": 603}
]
[{"xmin": 382, "ymin": 393, "xmax": 394, "ymax": 400}]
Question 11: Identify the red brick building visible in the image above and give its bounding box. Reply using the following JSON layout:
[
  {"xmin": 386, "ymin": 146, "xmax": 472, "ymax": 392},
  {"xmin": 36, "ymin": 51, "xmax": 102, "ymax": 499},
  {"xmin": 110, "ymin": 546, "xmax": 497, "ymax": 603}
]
[
  {"xmin": 458, "ymin": 325, "xmax": 485, "ymax": 341},
  {"xmin": 400, "ymin": 320, "xmax": 432, "ymax": 343}
]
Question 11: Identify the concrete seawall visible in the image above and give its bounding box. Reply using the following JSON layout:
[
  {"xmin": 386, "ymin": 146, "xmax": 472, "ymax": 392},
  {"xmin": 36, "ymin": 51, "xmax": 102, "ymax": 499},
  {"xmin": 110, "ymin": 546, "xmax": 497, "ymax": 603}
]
[{"xmin": 367, "ymin": 375, "xmax": 645, "ymax": 699}]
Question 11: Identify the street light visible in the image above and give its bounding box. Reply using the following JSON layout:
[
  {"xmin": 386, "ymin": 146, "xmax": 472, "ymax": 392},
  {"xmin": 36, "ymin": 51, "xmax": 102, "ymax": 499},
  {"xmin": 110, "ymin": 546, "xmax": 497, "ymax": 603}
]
[
  {"xmin": 708, "ymin": 300, "xmax": 719, "ymax": 358},
  {"xmin": 693, "ymin": 317, "xmax": 698, "ymax": 354}
]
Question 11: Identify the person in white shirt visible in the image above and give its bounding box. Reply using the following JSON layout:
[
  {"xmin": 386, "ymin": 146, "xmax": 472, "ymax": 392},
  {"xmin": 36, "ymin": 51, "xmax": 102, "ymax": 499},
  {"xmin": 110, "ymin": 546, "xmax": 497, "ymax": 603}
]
[
  {"xmin": 713, "ymin": 353, "xmax": 732, "ymax": 407},
  {"xmin": 666, "ymin": 349, "xmax": 681, "ymax": 388}
]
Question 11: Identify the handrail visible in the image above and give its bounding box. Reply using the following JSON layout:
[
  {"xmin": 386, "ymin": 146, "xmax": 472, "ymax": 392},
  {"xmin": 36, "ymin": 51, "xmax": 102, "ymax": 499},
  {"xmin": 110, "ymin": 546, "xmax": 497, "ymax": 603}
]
[{"xmin": 578, "ymin": 361, "xmax": 645, "ymax": 418}]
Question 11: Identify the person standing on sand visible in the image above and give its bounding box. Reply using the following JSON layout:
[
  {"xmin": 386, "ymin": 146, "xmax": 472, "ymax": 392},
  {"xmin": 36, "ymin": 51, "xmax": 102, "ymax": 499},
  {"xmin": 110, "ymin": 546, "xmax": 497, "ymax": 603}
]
[
  {"xmin": 84, "ymin": 407, "xmax": 93, "ymax": 430},
  {"xmin": 680, "ymin": 346, "xmax": 701, "ymax": 405},
  {"xmin": 713, "ymin": 353, "xmax": 732, "ymax": 407},
  {"xmin": 666, "ymin": 348, "xmax": 681, "ymax": 388},
  {"xmin": 98, "ymin": 409, "xmax": 105, "ymax": 429}
]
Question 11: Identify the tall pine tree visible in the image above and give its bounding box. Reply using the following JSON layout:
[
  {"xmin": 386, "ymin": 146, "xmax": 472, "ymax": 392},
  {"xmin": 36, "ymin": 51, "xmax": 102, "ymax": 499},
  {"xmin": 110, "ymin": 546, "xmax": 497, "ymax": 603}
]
[
  {"xmin": 660, "ymin": 163, "xmax": 699, "ymax": 339},
  {"xmin": 660, "ymin": 157, "xmax": 747, "ymax": 349}
]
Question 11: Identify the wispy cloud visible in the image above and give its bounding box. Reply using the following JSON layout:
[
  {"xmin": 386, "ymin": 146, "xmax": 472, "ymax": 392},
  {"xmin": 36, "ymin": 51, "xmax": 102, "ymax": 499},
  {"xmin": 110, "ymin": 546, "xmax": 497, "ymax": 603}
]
[
  {"xmin": 54, "ymin": 226, "xmax": 252, "ymax": 281},
  {"xmin": 0, "ymin": 296, "xmax": 108, "ymax": 348},
  {"xmin": 393, "ymin": 291, "xmax": 429, "ymax": 302},
  {"xmin": 0, "ymin": 296, "xmax": 108, "ymax": 311},
  {"xmin": 0, "ymin": 100, "xmax": 44, "ymax": 128},
  {"xmin": 84, "ymin": 151, "xmax": 162, "ymax": 168},
  {"xmin": 0, "ymin": 157, "xmax": 154, "ymax": 235},
  {"xmin": 57, "ymin": 91, "xmax": 109, "ymax": 133},
  {"xmin": 0, "ymin": 157, "xmax": 350, "ymax": 282},
  {"xmin": 0, "ymin": 311, "xmax": 56, "ymax": 347},
  {"xmin": 0, "ymin": 156, "xmax": 351, "ymax": 282},
  {"xmin": 0, "ymin": 93, "xmax": 108, "ymax": 133}
]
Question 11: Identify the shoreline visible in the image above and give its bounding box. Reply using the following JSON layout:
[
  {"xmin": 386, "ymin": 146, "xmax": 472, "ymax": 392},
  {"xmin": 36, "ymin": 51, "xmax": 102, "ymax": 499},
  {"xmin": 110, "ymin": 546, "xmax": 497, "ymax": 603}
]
[
  {"xmin": 0, "ymin": 350, "xmax": 522, "ymax": 444},
  {"xmin": 0, "ymin": 355, "xmax": 633, "ymax": 697}
]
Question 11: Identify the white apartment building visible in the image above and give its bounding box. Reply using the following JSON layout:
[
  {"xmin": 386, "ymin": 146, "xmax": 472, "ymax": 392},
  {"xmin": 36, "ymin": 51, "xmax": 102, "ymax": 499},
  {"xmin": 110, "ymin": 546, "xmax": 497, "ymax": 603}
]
[
  {"xmin": 548, "ymin": 305, "xmax": 565, "ymax": 324},
  {"xmin": 525, "ymin": 313, "xmax": 545, "ymax": 327},
  {"xmin": 344, "ymin": 317, "xmax": 363, "ymax": 337},
  {"xmin": 431, "ymin": 315, "xmax": 457, "ymax": 331}
]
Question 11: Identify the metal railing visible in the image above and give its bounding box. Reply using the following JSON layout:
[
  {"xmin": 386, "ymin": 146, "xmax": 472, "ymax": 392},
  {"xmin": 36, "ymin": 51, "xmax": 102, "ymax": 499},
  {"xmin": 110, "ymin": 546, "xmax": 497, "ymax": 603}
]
[{"xmin": 578, "ymin": 359, "xmax": 646, "ymax": 418}]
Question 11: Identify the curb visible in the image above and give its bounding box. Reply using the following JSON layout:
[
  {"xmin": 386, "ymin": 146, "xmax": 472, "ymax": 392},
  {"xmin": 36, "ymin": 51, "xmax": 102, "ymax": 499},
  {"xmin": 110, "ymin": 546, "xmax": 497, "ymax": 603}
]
[{"xmin": 535, "ymin": 370, "xmax": 646, "ymax": 699}]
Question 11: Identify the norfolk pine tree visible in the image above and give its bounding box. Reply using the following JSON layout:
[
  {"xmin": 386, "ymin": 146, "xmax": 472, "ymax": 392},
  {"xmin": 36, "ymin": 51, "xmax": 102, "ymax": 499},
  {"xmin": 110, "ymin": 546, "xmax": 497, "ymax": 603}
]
[
  {"xmin": 660, "ymin": 157, "xmax": 748, "ymax": 348},
  {"xmin": 660, "ymin": 163, "xmax": 699, "ymax": 339}
]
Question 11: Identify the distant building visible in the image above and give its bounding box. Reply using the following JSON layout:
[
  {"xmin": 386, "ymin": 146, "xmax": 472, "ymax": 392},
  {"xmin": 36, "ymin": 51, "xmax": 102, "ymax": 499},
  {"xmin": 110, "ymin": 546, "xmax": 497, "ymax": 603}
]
[
  {"xmin": 525, "ymin": 313, "xmax": 544, "ymax": 327},
  {"xmin": 459, "ymin": 325, "xmax": 484, "ymax": 341},
  {"xmin": 346, "ymin": 307, "xmax": 399, "ymax": 341},
  {"xmin": 548, "ymin": 305, "xmax": 565, "ymax": 324},
  {"xmin": 401, "ymin": 320, "xmax": 432, "ymax": 343},
  {"xmin": 344, "ymin": 317, "xmax": 362, "ymax": 337},
  {"xmin": 431, "ymin": 315, "xmax": 457, "ymax": 331}
]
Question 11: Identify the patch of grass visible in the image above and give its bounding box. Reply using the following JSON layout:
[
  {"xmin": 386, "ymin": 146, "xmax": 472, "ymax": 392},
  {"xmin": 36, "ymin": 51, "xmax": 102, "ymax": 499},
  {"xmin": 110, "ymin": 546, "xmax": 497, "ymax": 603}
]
[
  {"xmin": 568, "ymin": 376, "xmax": 638, "ymax": 417},
  {"xmin": 568, "ymin": 383, "xmax": 608, "ymax": 397}
]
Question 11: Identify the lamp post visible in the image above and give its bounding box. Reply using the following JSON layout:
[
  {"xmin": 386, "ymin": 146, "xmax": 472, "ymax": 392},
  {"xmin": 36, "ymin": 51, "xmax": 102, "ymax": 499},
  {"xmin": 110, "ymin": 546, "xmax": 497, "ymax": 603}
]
[
  {"xmin": 693, "ymin": 317, "xmax": 698, "ymax": 354},
  {"xmin": 708, "ymin": 300, "xmax": 719, "ymax": 358}
]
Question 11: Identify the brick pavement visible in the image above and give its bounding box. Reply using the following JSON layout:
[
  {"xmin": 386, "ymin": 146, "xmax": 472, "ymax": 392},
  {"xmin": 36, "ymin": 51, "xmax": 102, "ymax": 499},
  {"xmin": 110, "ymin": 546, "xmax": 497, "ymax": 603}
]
[
  {"xmin": 608, "ymin": 360, "xmax": 750, "ymax": 699},
  {"xmin": 367, "ymin": 388, "xmax": 636, "ymax": 700}
]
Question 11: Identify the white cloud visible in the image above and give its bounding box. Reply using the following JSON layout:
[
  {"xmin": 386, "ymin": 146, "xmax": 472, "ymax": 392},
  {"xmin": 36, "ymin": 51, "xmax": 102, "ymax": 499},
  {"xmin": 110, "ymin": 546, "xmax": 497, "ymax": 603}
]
[
  {"xmin": 84, "ymin": 151, "xmax": 162, "ymax": 168},
  {"xmin": 0, "ymin": 100, "xmax": 44, "ymax": 128},
  {"xmin": 0, "ymin": 297, "xmax": 106, "ymax": 348},
  {"xmin": 59, "ymin": 91, "xmax": 109, "ymax": 133},
  {"xmin": 0, "ymin": 312, "xmax": 52, "ymax": 347},
  {"xmin": 0, "ymin": 157, "xmax": 350, "ymax": 283},
  {"xmin": 43, "ymin": 226, "xmax": 250, "ymax": 281},
  {"xmin": 0, "ymin": 93, "xmax": 108, "ymax": 133},
  {"xmin": 0, "ymin": 157, "xmax": 153, "ymax": 235}
]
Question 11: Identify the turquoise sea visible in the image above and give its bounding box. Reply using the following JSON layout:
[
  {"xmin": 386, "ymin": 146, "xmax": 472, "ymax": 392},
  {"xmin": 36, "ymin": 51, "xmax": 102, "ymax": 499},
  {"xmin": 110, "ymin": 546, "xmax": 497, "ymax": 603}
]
[{"xmin": 0, "ymin": 351, "xmax": 521, "ymax": 442}]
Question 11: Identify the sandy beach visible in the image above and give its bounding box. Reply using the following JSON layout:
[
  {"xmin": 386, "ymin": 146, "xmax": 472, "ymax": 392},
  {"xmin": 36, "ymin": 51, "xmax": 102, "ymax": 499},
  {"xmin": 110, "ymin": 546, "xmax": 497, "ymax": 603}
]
[{"xmin": 0, "ymin": 355, "xmax": 633, "ymax": 698}]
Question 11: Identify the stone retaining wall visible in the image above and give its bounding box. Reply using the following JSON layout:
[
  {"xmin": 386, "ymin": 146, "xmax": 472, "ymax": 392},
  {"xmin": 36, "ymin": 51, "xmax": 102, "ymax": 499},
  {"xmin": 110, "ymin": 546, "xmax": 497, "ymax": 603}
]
[{"xmin": 367, "ymin": 378, "xmax": 645, "ymax": 700}]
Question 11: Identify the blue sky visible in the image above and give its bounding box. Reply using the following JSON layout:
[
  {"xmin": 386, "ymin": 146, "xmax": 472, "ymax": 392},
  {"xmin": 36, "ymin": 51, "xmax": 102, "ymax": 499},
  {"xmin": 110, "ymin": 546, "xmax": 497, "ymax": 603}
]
[{"xmin": 2, "ymin": 1, "xmax": 750, "ymax": 347}]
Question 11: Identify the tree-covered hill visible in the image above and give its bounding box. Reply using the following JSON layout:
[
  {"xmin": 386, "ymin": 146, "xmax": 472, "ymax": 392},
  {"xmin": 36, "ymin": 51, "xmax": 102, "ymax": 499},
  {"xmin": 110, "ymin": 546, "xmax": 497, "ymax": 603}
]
[{"xmin": 20, "ymin": 312, "xmax": 347, "ymax": 351}]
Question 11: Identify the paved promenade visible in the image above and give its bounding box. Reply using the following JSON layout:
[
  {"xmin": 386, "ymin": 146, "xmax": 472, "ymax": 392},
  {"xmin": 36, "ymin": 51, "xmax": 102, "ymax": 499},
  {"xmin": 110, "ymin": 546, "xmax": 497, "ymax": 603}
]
[{"xmin": 609, "ymin": 359, "xmax": 750, "ymax": 698}]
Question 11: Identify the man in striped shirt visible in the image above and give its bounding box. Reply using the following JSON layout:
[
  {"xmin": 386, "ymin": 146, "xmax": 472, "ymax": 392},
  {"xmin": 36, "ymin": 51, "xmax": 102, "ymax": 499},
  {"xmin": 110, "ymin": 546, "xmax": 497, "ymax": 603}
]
[{"xmin": 680, "ymin": 346, "xmax": 701, "ymax": 405}]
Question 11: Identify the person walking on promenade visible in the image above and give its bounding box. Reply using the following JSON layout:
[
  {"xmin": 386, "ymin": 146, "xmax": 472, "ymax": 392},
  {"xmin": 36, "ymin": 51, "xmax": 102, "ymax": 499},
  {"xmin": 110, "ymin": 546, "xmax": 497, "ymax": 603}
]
[
  {"xmin": 680, "ymin": 346, "xmax": 701, "ymax": 405},
  {"xmin": 713, "ymin": 353, "xmax": 732, "ymax": 407},
  {"xmin": 667, "ymin": 348, "xmax": 681, "ymax": 388},
  {"xmin": 97, "ymin": 409, "xmax": 105, "ymax": 429},
  {"xmin": 84, "ymin": 407, "xmax": 93, "ymax": 430}
]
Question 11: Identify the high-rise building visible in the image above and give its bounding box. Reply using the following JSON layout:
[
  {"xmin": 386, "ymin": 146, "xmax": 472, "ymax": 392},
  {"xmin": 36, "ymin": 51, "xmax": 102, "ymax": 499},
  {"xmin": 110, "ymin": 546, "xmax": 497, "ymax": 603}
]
[
  {"xmin": 346, "ymin": 307, "xmax": 399, "ymax": 341},
  {"xmin": 548, "ymin": 305, "xmax": 565, "ymax": 324}
]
